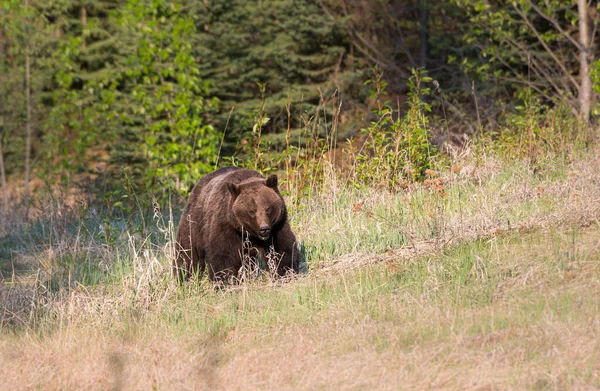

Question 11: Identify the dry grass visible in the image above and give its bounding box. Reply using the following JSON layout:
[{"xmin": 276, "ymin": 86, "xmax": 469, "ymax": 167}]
[
  {"xmin": 1, "ymin": 227, "xmax": 599, "ymax": 390},
  {"xmin": 297, "ymin": 145, "xmax": 600, "ymax": 272},
  {"xmin": 1, "ymin": 146, "xmax": 600, "ymax": 390}
]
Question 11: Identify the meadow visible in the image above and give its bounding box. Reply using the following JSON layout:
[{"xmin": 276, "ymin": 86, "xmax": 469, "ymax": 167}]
[{"xmin": 1, "ymin": 136, "xmax": 599, "ymax": 390}]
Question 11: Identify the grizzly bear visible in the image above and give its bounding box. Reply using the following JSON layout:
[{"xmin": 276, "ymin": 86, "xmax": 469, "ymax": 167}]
[{"xmin": 174, "ymin": 167, "xmax": 299, "ymax": 282}]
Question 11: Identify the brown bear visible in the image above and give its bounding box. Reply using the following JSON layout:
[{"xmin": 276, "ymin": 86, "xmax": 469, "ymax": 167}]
[{"xmin": 174, "ymin": 167, "xmax": 299, "ymax": 282}]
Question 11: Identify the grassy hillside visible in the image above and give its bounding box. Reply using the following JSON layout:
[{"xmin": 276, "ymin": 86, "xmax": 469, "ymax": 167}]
[
  {"xmin": 1, "ymin": 229, "xmax": 599, "ymax": 389},
  {"xmin": 1, "ymin": 140, "xmax": 599, "ymax": 389}
]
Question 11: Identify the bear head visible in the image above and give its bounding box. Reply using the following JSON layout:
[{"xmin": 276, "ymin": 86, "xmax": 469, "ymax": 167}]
[{"xmin": 227, "ymin": 174, "xmax": 284, "ymax": 240}]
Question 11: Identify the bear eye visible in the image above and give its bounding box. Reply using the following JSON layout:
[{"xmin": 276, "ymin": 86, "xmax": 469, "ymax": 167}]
[
  {"xmin": 266, "ymin": 206, "xmax": 272, "ymax": 214},
  {"xmin": 249, "ymin": 210, "xmax": 256, "ymax": 216}
]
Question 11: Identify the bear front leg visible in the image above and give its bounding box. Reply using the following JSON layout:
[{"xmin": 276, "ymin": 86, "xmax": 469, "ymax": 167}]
[
  {"xmin": 174, "ymin": 216, "xmax": 206, "ymax": 282},
  {"xmin": 273, "ymin": 222, "xmax": 299, "ymax": 276},
  {"xmin": 189, "ymin": 247, "xmax": 206, "ymax": 281},
  {"xmin": 174, "ymin": 242, "xmax": 205, "ymax": 282},
  {"xmin": 174, "ymin": 232, "xmax": 194, "ymax": 281},
  {"xmin": 205, "ymin": 240, "xmax": 244, "ymax": 283}
]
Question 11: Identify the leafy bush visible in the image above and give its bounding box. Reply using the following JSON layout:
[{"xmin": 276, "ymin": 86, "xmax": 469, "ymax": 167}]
[{"xmin": 353, "ymin": 68, "xmax": 436, "ymax": 189}]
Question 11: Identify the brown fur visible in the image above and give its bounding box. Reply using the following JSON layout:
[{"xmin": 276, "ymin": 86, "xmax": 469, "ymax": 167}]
[{"xmin": 174, "ymin": 167, "xmax": 299, "ymax": 282}]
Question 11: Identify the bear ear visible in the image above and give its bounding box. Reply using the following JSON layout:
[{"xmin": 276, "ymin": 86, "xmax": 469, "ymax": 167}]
[
  {"xmin": 266, "ymin": 174, "xmax": 278, "ymax": 189},
  {"xmin": 227, "ymin": 182, "xmax": 240, "ymax": 197}
]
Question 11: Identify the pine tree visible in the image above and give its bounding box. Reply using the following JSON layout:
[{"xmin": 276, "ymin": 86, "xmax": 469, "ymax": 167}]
[
  {"xmin": 0, "ymin": 0, "xmax": 68, "ymax": 194},
  {"xmin": 191, "ymin": 0, "xmax": 356, "ymax": 149},
  {"xmin": 40, "ymin": 0, "xmax": 122, "ymax": 187}
]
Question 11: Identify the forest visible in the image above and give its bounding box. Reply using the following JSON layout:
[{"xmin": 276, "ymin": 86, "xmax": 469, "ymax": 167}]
[
  {"xmin": 0, "ymin": 0, "xmax": 595, "ymax": 206},
  {"xmin": 1, "ymin": 1, "xmax": 600, "ymax": 389}
]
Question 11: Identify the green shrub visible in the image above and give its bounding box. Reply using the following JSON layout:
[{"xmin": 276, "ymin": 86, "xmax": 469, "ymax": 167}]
[{"xmin": 353, "ymin": 68, "xmax": 436, "ymax": 189}]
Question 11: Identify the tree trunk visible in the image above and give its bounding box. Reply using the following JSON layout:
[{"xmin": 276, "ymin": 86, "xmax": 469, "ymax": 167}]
[
  {"xmin": 24, "ymin": 53, "xmax": 31, "ymax": 201},
  {"xmin": 24, "ymin": 0, "xmax": 32, "ymax": 206},
  {"xmin": 81, "ymin": 4, "xmax": 87, "ymax": 50},
  {"xmin": 0, "ymin": 121, "xmax": 8, "ymax": 215},
  {"xmin": 419, "ymin": 0, "xmax": 428, "ymax": 68},
  {"xmin": 0, "ymin": 39, "xmax": 7, "ymax": 213},
  {"xmin": 577, "ymin": 0, "xmax": 592, "ymax": 121}
]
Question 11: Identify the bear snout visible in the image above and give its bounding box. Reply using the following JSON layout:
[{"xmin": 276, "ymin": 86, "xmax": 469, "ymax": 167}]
[{"xmin": 258, "ymin": 225, "xmax": 271, "ymax": 239}]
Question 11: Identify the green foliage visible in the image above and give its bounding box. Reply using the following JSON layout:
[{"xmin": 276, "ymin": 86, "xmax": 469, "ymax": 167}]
[
  {"xmin": 353, "ymin": 68, "xmax": 436, "ymax": 189},
  {"xmin": 489, "ymin": 93, "xmax": 587, "ymax": 160},
  {"xmin": 116, "ymin": 0, "xmax": 218, "ymax": 195},
  {"xmin": 0, "ymin": 0, "xmax": 64, "ymax": 177},
  {"xmin": 42, "ymin": 34, "xmax": 118, "ymax": 188},
  {"xmin": 192, "ymin": 0, "xmax": 356, "ymax": 145},
  {"xmin": 591, "ymin": 58, "xmax": 600, "ymax": 117},
  {"xmin": 2, "ymin": 0, "xmax": 220, "ymax": 201},
  {"xmin": 0, "ymin": 0, "xmax": 594, "ymax": 210},
  {"xmin": 452, "ymin": 0, "xmax": 582, "ymax": 109}
]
